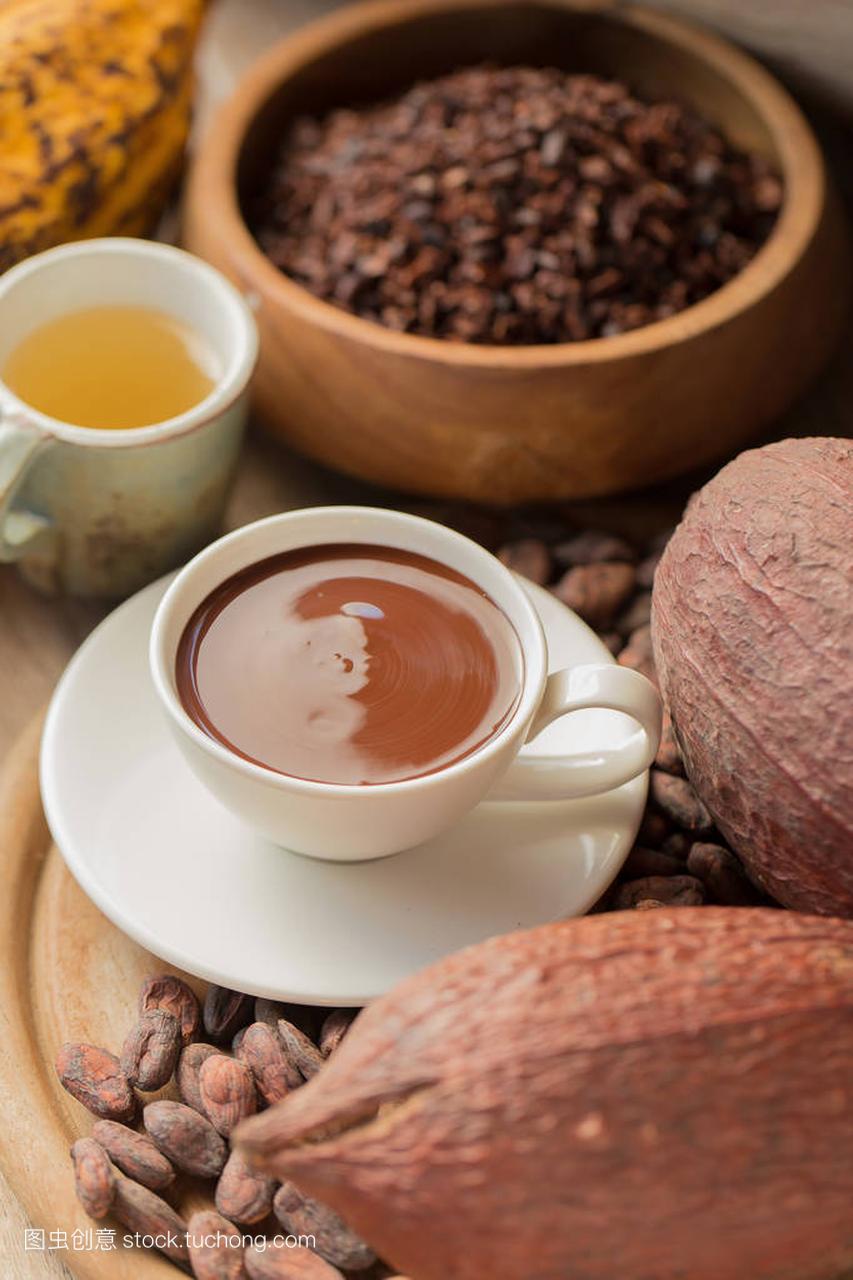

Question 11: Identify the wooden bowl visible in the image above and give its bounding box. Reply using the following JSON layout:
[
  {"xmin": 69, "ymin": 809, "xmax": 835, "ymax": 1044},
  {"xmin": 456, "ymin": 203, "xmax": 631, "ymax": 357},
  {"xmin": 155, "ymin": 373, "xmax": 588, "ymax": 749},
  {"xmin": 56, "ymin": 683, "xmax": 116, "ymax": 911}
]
[{"xmin": 184, "ymin": 0, "xmax": 847, "ymax": 504}]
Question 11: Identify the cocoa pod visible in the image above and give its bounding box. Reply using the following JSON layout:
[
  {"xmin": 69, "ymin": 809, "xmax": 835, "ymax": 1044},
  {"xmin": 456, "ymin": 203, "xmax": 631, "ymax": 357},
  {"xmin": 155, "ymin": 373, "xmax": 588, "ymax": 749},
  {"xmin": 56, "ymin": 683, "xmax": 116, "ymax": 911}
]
[
  {"xmin": 140, "ymin": 973, "xmax": 201, "ymax": 1045},
  {"xmin": 70, "ymin": 1137, "xmax": 115, "ymax": 1220},
  {"xmin": 244, "ymin": 1241, "xmax": 344, "ymax": 1279},
  {"xmin": 111, "ymin": 1177, "xmax": 188, "ymax": 1264},
  {"xmin": 686, "ymin": 843, "xmax": 764, "ymax": 907},
  {"xmin": 177, "ymin": 1042, "xmax": 219, "ymax": 1115},
  {"xmin": 319, "ymin": 1010, "xmax": 357, "ymax": 1058},
  {"xmin": 273, "ymin": 1181, "xmax": 376, "ymax": 1271},
  {"xmin": 237, "ymin": 909, "xmax": 853, "ymax": 1280},
  {"xmin": 654, "ymin": 712, "xmax": 683, "ymax": 775},
  {"xmin": 144, "ymin": 1100, "xmax": 227, "ymax": 1177},
  {"xmin": 614, "ymin": 875, "xmax": 705, "ymax": 909},
  {"xmin": 204, "ymin": 986, "xmax": 254, "ymax": 1043},
  {"xmin": 216, "ymin": 1149, "xmax": 276, "ymax": 1225},
  {"xmin": 553, "ymin": 530, "xmax": 636, "ymax": 567},
  {"xmin": 553, "ymin": 561, "xmax": 636, "ymax": 629},
  {"xmin": 497, "ymin": 538, "xmax": 551, "ymax": 585},
  {"xmin": 121, "ymin": 1009, "xmax": 181, "ymax": 1091},
  {"xmin": 92, "ymin": 1119, "xmax": 175, "ymax": 1192},
  {"xmin": 650, "ymin": 770, "xmax": 713, "ymax": 833},
  {"xmin": 239, "ymin": 1022, "xmax": 298, "ymax": 1101},
  {"xmin": 620, "ymin": 847, "xmax": 685, "ymax": 879},
  {"xmin": 617, "ymin": 624, "xmax": 657, "ymax": 686},
  {"xmin": 200, "ymin": 1054, "xmax": 258, "ymax": 1136},
  {"xmin": 187, "ymin": 1209, "xmax": 248, "ymax": 1280},
  {"xmin": 56, "ymin": 1043, "xmax": 136, "ymax": 1122},
  {"xmin": 277, "ymin": 1020, "xmax": 324, "ymax": 1082}
]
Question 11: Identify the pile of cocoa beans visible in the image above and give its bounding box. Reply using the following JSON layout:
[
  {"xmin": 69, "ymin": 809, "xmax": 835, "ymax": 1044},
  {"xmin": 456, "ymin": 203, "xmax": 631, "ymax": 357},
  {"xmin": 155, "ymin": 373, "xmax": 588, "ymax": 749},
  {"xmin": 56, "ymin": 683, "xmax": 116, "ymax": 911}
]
[
  {"xmin": 57, "ymin": 976, "xmax": 404, "ymax": 1278},
  {"xmin": 435, "ymin": 505, "xmax": 768, "ymax": 913}
]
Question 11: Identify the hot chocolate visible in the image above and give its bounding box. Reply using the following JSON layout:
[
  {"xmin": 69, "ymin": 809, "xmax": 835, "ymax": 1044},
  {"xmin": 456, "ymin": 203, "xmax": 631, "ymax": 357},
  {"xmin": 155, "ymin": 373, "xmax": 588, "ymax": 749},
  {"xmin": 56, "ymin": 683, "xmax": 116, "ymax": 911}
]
[{"xmin": 176, "ymin": 544, "xmax": 522, "ymax": 786}]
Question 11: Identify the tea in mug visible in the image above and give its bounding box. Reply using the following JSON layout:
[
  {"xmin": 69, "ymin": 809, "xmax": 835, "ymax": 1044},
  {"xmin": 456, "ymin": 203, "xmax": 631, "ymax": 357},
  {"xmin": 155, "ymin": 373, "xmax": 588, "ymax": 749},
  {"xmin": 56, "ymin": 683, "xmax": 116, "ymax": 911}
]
[
  {"xmin": 176, "ymin": 544, "xmax": 524, "ymax": 786},
  {"xmin": 2, "ymin": 305, "xmax": 216, "ymax": 429}
]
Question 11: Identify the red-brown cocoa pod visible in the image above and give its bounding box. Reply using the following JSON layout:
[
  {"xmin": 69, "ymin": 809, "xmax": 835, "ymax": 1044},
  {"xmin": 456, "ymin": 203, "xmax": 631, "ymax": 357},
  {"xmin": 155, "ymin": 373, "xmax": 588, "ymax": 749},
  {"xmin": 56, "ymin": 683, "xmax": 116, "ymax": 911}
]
[
  {"xmin": 204, "ymin": 986, "xmax": 254, "ymax": 1043},
  {"xmin": 236, "ymin": 909, "xmax": 853, "ymax": 1280},
  {"xmin": 56, "ymin": 1044, "xmax": 136, "ymax": 1122},
  {"xmin": 91, "ymin": 1119, "xmax": 175, "ymax": 1192},
  {"xmin": 177, "ymin": 1041, "xmax": 219, "ymax": 1115},
  {"xmin": 140, "ymin": 973, "xmax": 202, "ymax": 1045},
  {"xmin": 238, "ymin": 1022, "xmax": 298, "ymax": 1101},
  {"xmin": 120, "ymin": 1009, "xmax": 181, "ymax": 1091},
  {"xmin": 200, "ymin": 1054, "xmax": 257, "ymax": 1136},
  {"xmin": 650, "ymin": 770, "xmax": 713, "ymax": 833},
  {"xmin": 244, "ymin": 1241, "xmax": 344, "ymax": 1279},
  {"xmin": 553, "ymin": 562, "xmax": 636, "ymax": 629},
  {"xmin": 70, "ymin": 1137, "xmax": 115, "ymax": 1220},
  {"xmin": 273, "ymin": 1181, "xmax": 376, "ymax": 1271},
  {"xmin": 111, "ymin": 1177, "xmax": 188, "ymax": 1264},
  {"xmin": 613, "ymin": 875, "xmax": 705, "ymax": 909},
  {"xmin": 216, "ymin": 1149, "xmax": 276, "ymax": 1225},
  {"xmin": 277, "ymin": 1020, "xmax": 324, "ymax": 1081},
  {"xmin": 319, "ymin": 1010, "xmax": 358, "ymax": 1058},
  {"xmin": 143, "ymin": 1100, "xmax": 227, "ymax": 1177},
  {"xmin": 187, "ymin": 1209, "xmax": 249, "ymax": 1280}
]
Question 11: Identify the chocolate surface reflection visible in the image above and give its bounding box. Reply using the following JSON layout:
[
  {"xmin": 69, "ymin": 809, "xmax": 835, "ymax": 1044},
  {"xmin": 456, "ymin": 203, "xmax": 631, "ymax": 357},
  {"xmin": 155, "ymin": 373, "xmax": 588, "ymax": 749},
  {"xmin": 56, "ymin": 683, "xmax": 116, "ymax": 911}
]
[{"xmin": 176, "ymin": 544, "xmax": 522, "ymax": 785}]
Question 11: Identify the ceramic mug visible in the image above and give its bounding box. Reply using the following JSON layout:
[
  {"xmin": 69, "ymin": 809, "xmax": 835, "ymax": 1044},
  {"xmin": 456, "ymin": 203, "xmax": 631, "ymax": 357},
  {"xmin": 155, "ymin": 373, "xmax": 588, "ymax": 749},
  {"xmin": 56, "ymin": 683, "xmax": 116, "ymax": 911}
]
[
  {"xmin": 0, "ymin": 238, "xmax": 258, "ymax": 597},
  {"xmin": 150, "ymin": 506, "xmax": 662, "ymax": 861}
]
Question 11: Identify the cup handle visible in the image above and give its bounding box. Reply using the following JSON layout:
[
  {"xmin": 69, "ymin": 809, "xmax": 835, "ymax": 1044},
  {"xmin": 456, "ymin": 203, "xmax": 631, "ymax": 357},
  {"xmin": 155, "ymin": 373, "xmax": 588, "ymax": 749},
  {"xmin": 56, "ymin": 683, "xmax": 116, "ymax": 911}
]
[
  {"xmin": 489, "ymin": 663, "xmax": 662, "ymax": 801},
  {"xmin": 0, "ymin": 407, "xmax": 52, "ymax": 563}
]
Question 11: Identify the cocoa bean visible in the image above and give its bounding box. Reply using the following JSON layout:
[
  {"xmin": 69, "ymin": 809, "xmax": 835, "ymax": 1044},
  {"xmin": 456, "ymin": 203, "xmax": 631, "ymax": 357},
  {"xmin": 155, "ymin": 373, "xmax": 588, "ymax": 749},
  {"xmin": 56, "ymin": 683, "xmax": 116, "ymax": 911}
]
[
  {"xmin": 216, "ymin": 1149, "xmax": 276, "ymax": 1225},
  {"xmin": 56, "ymin": 1044, "xmax": 136, "ymax": 1122},
  {"xmin": 273, "ymin": 1181, "xmax": 376, "ymax": 1271},
  {"xmin": 277, "ymin": 1019, "xmax": 324, "ymax": 1081},
  {"xmin": 319, "ymin": 1010, "xmax": 358, "ymax": 1058},
  {"xmin": 139, "ymin": 973, "xmax": 201, "ymax": 1046},
  {"xmin": 553, "ymin": 531, "xmax": 636, "ymax": 566},
  {"xmin": 111, "ymin": 1177, "xmax": 189, "ymax": 1264},
  {"xmin": 553, "ymin": 562, "xmax": 636, "ymax": 630},
  {"xmin": 621, "ymin": 847, "xmax": 685, "ymax": 879},
  {"xmin": 635, "ymin": 549, "xmax": 663, "ymax": 588},
  {"xmin": 120, "ymin": 1009, "xmax": 181, "ymax": 1091},
  {"xmin": 239, "ymin": 1022, "xmax": 299, "ymax": 1101},
  {"xmin": 255, "ymin": 998, "xmax": 319, "ymax": 1040},
  {"xmin": 687, "ymin": 842, "xmax": 764, "ymax": 906},
  {"xmin": 650, "ymin": 770, "xmax": 714, "ymax": 833},
  {"xmin": 661, "ymin": 832, "xmax": 691, "ymax": 858},
  {"xmin": 654, "ymin": 712, "xmax": 683, "ymax": 775},
  {"xmin": 497, "ymin": 539, "xmax": 551, "ymax": 585},
  {"xmin": 616, "ymin": 591, "xmax": 651, "ymax": 636},
  {"xmin": 634, "ymin": 899, "xmax": 666, "ymax": 910},
  {"xmin": 92, "ymin": 1119, "xmax": 175, "ymax": 1192},
  {"xmin": 187, "ymin": 1209, "xmax": 248, "ymax": 1280},
  {"xmin": 70, "ymin": 1137, "xmax": 115, "ymax": 1220},
  {"xmin": 178, "ymin": 1042, "xmax": 219, "ymax": 1116},
  {"xmin": 614, "ymin": 875, "xmax": 705, "ymax": 909},
  {"xmin": 244, "ymin": 1241, "xmax": 344, "ymax": 1279},
  {"xmin": 636, "ymin": 809, "xmax": 671, "ymax": 848},
  {"xmin": 144, "ymin": 1100, "xmax": 227, "ymax": 1177},
  {"xmin": 200, "ymin": 1054, "xmax": 258, "ymax": 1136},
  {"xmin": 617, "ymin": 624, "xmax": 657, "ymax": 685},
  {"xmin": 204, "ymin": 986, "xmax": 254, "ymax": 1044},
  {"xmin": 232, "ymin": 1027, "xmax": 249, "ymax": 1055}
]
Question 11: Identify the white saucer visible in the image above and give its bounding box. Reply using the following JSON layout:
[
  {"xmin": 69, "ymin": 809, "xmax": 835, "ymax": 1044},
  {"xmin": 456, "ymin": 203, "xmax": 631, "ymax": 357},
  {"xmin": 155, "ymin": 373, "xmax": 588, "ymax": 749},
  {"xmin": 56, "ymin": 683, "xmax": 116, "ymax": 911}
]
[{"xmin": 41, "ymin": 575, "xmax": 646, "ymax": 1006}]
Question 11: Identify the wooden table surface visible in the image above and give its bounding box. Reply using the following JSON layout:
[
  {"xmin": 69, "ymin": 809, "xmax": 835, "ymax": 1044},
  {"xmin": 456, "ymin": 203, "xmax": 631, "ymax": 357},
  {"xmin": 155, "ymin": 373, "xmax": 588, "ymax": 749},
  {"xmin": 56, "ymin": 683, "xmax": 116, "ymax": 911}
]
[{"xmin": 1, "ymin": 0, "xmax": 851, "ymax": 1275}]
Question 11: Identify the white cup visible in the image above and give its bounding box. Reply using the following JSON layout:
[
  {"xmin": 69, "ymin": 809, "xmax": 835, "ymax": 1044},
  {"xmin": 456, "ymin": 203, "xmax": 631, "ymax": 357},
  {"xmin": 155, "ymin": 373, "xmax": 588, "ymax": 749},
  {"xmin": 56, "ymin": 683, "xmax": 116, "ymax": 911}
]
[
  {"xmin": 0, "ymin": 238, "xmax": 258, "ymax": 597},
  {"xmin": 150, "ymin": 506, "xmax": 662, "ymax": 861}
]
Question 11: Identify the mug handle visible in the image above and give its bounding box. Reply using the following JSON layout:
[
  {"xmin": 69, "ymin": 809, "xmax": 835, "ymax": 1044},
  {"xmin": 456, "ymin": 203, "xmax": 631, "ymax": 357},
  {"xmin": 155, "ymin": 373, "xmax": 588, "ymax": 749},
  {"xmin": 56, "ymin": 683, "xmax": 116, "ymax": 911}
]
[
  {"xmin": 0, "ymin": 407, "xmax": 52, "ymax": 562},
  {"xmin": 490, "ymin": 663, "xmax": 662, "ymax": 801}
]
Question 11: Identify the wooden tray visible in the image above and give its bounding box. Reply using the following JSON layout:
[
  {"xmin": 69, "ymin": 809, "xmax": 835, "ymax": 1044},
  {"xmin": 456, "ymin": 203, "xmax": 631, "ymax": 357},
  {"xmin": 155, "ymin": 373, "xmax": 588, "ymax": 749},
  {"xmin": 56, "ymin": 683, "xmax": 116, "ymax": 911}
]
[{"xmin": 0, "ymin": 714, "xmax": 208, "ymax": 1279}]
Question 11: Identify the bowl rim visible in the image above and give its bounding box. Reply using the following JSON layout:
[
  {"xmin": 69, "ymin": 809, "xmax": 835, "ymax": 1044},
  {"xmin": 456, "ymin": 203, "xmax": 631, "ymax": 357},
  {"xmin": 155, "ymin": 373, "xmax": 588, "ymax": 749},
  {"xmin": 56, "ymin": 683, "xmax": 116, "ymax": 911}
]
[{"xmin": 189, "ymin": 0, "xmax": 826, "ymax": 367}]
